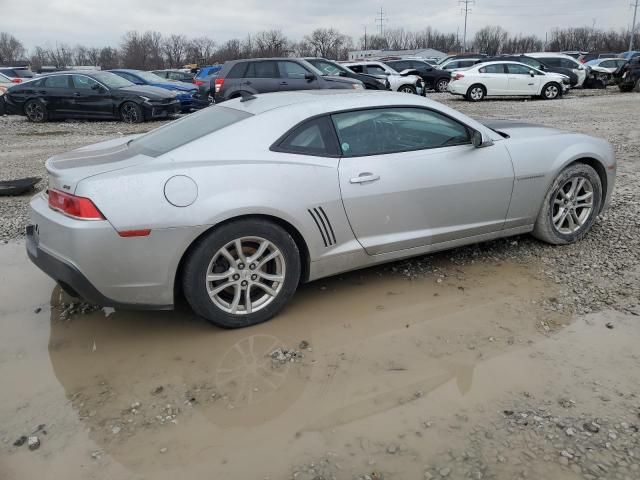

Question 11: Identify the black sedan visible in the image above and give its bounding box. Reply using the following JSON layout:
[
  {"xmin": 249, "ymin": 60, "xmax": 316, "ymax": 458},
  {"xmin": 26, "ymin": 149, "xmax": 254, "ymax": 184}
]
[
  {"xmin": 304, "ymin": 58, "xmax": 390, "ymax": 90},
  {"xmin": 384, "ymin": 58, "xmax": 452, "ymax": 92},
  {"xmin": 3, "ymin": 71, "xmax": 181, "ymax": 123}
]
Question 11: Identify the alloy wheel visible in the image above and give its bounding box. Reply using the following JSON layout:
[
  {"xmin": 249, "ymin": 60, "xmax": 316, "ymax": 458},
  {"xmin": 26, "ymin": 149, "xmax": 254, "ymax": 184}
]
[
  {"xmin": 436, "ymin": 79, "xmax": 449, "ymax": 92},
  {"xmin": 121, "ymin": 103, "xmax": 139, "ymax": 123},
  {"xmin": 205, "ymin": 236, "xmax": 285, "ymax": 315},
  {"xmin": 551, "ymin": 176, "xmax": 594, "ymax": 235},
  {"xmin": 470, "ymin": 87, "xmax": 484, "ymax": 100},
  {"xmin": 399, "ymin": 86, "xmax": 414, "ymax": 94},
  {"xmin": 545, "ymin": 85, "xmax": 559, "ymax": 99},
  {"xmin": 25, "ymin": 102, "xmax": 44, "ymax": 122}
]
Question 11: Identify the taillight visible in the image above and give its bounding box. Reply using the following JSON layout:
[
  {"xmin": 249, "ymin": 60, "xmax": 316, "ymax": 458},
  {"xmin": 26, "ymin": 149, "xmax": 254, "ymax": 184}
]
[
  {"xmin": 194, "ymin": 79, "xmax": 205, "ymax": 86},
  {"xmin": 452, "ymin": 73, "xmax": 465, "ymax": 81},
  {"xmin": 48, "ymin": 189, "xmax": 105, "ymax": 220},
  {"xmin": 11, "ymin": 78, "xmax": 21, "ymax": 84},
  {"xmin": 214, "ymin": 77, "xmax": 224, "ymax": 93}
]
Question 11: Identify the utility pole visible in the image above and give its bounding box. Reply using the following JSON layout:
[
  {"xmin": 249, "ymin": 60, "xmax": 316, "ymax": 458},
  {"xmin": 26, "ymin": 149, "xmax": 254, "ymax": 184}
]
[
  {"xmin": 364, "ymin": 26, "xmax": 367, "ymax": 50},
  {"xmin": 459, "ymin": 0, "xmax": 475, "ymax": 52},
  {"xmin": 376, "ymin": 6, "xmax": 387, "ymax": 38},
  {"xmin": 631, "ymin": 0, "xmax": 639, "ymax": 51}
]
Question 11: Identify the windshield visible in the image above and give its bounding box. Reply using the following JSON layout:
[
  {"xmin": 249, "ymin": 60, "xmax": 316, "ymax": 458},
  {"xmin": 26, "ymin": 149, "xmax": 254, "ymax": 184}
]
[
  {"xmin": 128, "ymin": 105, "xmax": 252, "ymax": 157},
  {"xmin": 134, "ymin": 71, "xmax": 170, "ymax": 83},
  {"xmin": 93, "ymin": 72, "xmax": 134, "ymax": 88},
  {"xmin": 307, "ymin": 59, "xmax": 347, "ymax": 76}
]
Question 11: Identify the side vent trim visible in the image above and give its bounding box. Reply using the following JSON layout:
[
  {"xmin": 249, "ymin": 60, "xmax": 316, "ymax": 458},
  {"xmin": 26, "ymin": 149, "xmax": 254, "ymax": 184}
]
[{"xmin": 308, "ymin": 207, "xmax": 336, "ymax": 247}]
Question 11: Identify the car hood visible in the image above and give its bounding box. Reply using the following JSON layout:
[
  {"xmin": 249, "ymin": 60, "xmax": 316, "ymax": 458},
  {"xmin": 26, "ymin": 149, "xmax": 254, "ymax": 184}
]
[
  {"xmin": 479, "ymin": 119, "xmax": 567, "ymax": 139},
  {"xmin": 323, "ymin": 75, "xmax": 361, "ymax": 86},
  {"xmin": 152, "ymin": 82, "xmax": 197, "ymax": 92},
  {"xmin": 116, "ymin": 85, "xmax": 178, "ymax": 99}
]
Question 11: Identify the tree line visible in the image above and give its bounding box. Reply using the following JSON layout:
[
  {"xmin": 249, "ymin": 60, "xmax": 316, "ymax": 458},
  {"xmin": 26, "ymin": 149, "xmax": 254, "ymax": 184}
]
[{"xmin": 1, "ymin": 26, "xmax": 638, "ymax": 70}]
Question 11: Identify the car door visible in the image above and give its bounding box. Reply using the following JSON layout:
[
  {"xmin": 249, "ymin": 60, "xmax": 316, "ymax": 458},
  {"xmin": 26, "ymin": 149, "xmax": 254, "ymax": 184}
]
[
  {"xmin": 277, "ymin": 61, "xmax": 321, "ymax": 91},
  {"xmin": 477, "ymin": 63, "xmax": 509, "ymax": 95},
  {"xmin": 240, "ymin": 61, "xmax": 280, "ymax": 93},
  {"xmin": 335, "ymin": 107, "xmax": 514, "ymax": 255},
  {"xmin": 41, "ymin": 75, "xmax": 75, "ymax": 115},
  {"xmin": 505, "ymin": 63, "xmax": 540, "ymax": 94},
  {"xmin": 69, "ymin": 74, "xmax": 112, "ymax": 117}
]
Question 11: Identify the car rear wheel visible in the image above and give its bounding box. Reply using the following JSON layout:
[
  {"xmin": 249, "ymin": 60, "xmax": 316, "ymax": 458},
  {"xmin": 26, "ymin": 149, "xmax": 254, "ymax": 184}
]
[
  {"xmin": 120, "ymin": 101, "xmax": 143, "ymax": 123},
  {"xmin": 398, "ymin": 85, "xmax": 417, "ymax": 94},
  {"xmin": 436, "ymin": 78, "xmax": 449, "ymax": 92},
  {"xmin": 466, "ymin": 84, "xmax": 485, "ymax": 102},
  {"xmin": 541, "ymin": 82, "xmax": 561, "ymax": 100},
  {"xmin": 24, "ymin": 100, "xmax": 48, "ymax": 123},
  {"xmin": 182, "ymin": 219, "xmax": 301, "ymax": 328},
  {"xmin": 532, "ymin": 163, "xmax": 602, "ymax": 245}
]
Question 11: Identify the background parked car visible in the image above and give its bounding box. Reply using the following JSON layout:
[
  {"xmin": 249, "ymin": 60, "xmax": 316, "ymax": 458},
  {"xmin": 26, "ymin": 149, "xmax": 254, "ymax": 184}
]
[
  {"xmin": 479, "ymin": 55, "xmax": 579, "ymax": 87},
  {"xmin": 585, "ymin": 58, "xmax": 629, "ymax": 73},
  {"xmin": 619, "ymin": 51, "xmax": 640, "ymax": 60},
  {"xmin": 435, "ymin": 54, "xmax": 487, "ymax": 66},
  {"xmin": 382, "ymin": 58, "xmax": 452, "ymax": 92},
  {"xmin": 0, "ymin": 66, "xmax": 35, "ymax": 83},
  {"xmin": 614, "ymin": 56, "xmax": 640, "ymax": 92},
  {"xmin": 437, "ymin": 57, "xmax": 483, "ymax": 71},
  {"xmin": 152, "ymin": 69, "xmax": 195, "ymax": 83},
  {"xmin": 193, "ymin": 65, "xmax": 223, "ymax": 87},
  {"xmin": 109, "ymin": 69, "xmax": 204, "ymax": 112},
  {"xmin": 0, "ymin": 73, "xmax": 12, "ymax": 115},
  {"xmin": 526, "ymin": 53, "xmax": 588, "ymax": 87},
  {"xmin": 212, "ymin": 58, "xmax": 363, "ymax": 103},
  {"xmin": 304, "ymin": 57, "xmax": 390, "ymax": 90},
  {"xmin": 3, "ymin": 71, "xmax": 180, "ymax": 123},
  {"xmin": 578, "ymin": 52, "xmax": 618, "ymax": 63},
  {"xmin": 447, "ymin": 61, "xmax": 568, "ymax": 101},
  {"xmin": 342, "ymin": 61, "xmax": 425, "ymax": 94}
]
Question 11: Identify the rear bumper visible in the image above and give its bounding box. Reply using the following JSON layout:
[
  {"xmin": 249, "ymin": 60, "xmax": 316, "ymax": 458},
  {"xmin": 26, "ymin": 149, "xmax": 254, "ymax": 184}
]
[
  {"xmin": 26, "ymin": 225, "xmax": 169, "ymax": 310},
  {"xmin": 26, "ymin": 193, "xmax": 205, "ymax": 309}
]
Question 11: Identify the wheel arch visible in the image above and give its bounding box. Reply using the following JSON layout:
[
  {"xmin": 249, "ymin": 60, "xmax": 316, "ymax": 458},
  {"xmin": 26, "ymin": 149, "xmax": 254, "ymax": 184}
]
[
  {"xmin": 173, "ymin": 213, "xmax": 311, "ymax": 305},
  {"xmin": 565, "ymin": 157, "xmax": 608, "ymax": 213}
]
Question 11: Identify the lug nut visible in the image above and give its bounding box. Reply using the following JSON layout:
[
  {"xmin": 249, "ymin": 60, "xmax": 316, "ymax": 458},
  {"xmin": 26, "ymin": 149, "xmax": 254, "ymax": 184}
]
[
  {"xmin": 249, "ymin": 263, "xmax": 256, "ymax": 270},
  {"xmin": 251, "ymin": 274, "xmax": 258, "ymax": 281},
  {"xmin": 233, "ymin": 274, "xmax": 240, "ymax": 281},
  {"xmin": 238, "ymin": 263, "xmax": 245, "ymax": 270},
  {"xmin": 241, "ymin": 280, "xmax": 248, "ymax": 287}
]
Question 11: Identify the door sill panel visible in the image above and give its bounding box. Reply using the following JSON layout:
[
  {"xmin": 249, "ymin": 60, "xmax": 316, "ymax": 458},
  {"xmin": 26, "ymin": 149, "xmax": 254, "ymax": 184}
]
[{"xmin": 307, "ymin": 224, "xmax": 534, "ymax": 282}]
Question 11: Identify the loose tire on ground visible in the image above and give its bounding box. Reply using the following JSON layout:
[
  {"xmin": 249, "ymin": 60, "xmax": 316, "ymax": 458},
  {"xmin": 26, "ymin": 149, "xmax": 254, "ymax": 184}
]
[
  {"xmin": 532, "ymin": 163, "xmax": 603, "ymax": 245},
  {"xmin": 182, "ymin": 219, "xmax": 301, "ymax": 328}
]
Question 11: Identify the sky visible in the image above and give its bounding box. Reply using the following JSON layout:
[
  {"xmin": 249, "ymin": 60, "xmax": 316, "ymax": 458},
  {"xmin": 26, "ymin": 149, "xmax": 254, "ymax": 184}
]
[{"xmin": 1, "ymin": 0, "xmax": 637, "ymax": 50}]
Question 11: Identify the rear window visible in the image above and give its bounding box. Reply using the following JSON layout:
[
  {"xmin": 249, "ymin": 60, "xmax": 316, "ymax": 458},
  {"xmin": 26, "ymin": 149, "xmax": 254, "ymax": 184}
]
[{"xmin": 128, "ymin": 106, "xmax": 252, "ymax": 157}]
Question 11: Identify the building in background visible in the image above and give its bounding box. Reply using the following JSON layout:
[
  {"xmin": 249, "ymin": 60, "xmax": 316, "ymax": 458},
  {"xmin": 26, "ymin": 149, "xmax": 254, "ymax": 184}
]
[{"xmin": 348, "ymin": 48, "xmax": 446, "ymax": 61}]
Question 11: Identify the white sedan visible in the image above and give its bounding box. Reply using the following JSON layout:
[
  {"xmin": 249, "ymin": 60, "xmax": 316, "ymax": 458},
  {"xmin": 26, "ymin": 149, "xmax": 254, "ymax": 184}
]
[{"xmin": 447, "ymin": 61, "xmax": 570, "ymax": 101}]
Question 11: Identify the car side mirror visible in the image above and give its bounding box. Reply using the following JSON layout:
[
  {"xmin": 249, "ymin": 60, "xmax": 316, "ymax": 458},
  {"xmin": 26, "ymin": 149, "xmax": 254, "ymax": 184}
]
[
  {"xmin": 529, "ymin": 70, "xmax": 535, "ymax": 77},
  {"xmin": 471, "ymin": 130, "xmax": 493, "ymax": 148},
  {"xmin": 304, "ymin": 73, "xmax": 316, "ymax": 81},
  {"xmin": 91, "ymin": 83, "xmax": 100, "ymax": 90}
]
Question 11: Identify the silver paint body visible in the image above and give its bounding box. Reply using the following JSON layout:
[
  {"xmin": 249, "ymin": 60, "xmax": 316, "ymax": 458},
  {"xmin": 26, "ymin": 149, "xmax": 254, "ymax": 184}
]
[{"xmin": 29, "ymin": 91, "xmax": 616, "ymax": 307}]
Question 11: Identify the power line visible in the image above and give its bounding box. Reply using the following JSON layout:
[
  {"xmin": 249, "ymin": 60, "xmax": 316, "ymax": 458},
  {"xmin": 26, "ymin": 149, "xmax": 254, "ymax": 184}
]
[
  {"xmin": 631, "ymin": 0, "xmax": 639, "ymax": 51},
  {"xmin": 460, "ymin": 0, "xmax": 474, "ymax": 52},
  {"xmin": 376, "ymin": 6, "xmax": 387, "ymax": 37}
]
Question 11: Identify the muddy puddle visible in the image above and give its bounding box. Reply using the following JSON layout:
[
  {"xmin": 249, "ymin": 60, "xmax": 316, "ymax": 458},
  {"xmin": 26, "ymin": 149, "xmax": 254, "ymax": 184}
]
[{"xmin": 1, "ymin": 241, "xmax": 638, "ymax": 480}]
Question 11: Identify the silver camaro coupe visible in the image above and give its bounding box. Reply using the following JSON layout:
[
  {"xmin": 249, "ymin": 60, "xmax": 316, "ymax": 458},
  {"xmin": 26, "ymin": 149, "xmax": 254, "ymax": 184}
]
[{"xmin": 27, "ymin": 90, "xmax": 616, "ymax": 328}]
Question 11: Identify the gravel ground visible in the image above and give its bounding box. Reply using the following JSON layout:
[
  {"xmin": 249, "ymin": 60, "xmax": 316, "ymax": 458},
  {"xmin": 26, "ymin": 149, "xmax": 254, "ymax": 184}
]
[{"xmin": 1, "ymin": 88, "xmax": 639, "ymax": 320}]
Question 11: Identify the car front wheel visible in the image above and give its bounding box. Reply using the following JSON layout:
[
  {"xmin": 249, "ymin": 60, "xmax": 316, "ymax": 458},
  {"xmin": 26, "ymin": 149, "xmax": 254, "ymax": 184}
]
[
  {"xmin": 398, "ymin": 85, "xmax": 417, "ymax": 94},
  {"xmin": 466, "ymin": 84, "xmax": 485, "ymax": 101},
  {"xmin": 541, "ymin": 82, "xmax": 561, "ymax": 100},
  {"xmin": 182, "ymin": 219, "xmax": 301, "ymax": 328},
  {"xmin": 120, "ymin": 101, "xmax": 144, "ymax": 123},
  {"xmin": 436, "ymin": 78, "xmax": 449, "ymax": 92},
  {"xmin": 532, "ymin": 163, "xmax": 602, "ymax": 245}
]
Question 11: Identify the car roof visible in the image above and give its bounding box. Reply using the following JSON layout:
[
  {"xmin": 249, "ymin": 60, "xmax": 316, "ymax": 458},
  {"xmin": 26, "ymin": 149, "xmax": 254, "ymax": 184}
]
[
  {"xmin": 220, "ymin": 90, "xmax": 438, "ymax": 117},
  {"xmin": 526, "ymin": 52, "xmax": 577, "ymax": 60}
]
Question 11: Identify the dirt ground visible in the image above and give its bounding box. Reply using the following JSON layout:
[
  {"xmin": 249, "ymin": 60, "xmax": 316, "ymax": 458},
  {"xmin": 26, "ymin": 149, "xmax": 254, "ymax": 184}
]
[{"xmin": 1, "ymin": 89, "xmax": 640, "ymax": 480}]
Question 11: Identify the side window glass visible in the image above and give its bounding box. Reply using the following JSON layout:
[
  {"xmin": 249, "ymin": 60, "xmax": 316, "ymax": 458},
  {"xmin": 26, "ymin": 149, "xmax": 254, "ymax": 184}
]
[
  {"xmin": 331, "ymin": 108, "xmax": 471, "ymax": 157},
  {"xmin": 245, "ymin": 61, "xmax": 278, "ymax": 78},
  {"xmin": 348, "ymin": 65, "xmax": 364, "ymax": 73},
  {"xmin": 506, "ymin": 64, "xmax": 531, "ymax": 74},
  {"xmin": 366, "ymin": 65, "xmax": 387, "ymax": 75},
  {"xmin": 541, "ymin": 58, "xmax": 560, "ymax": 67},
  {"xmin": 480, "ymin": 64, "xmax": 505, "ymax": 74},
  {"xmin": 117, "ymin": 72, "xmax": 138, "ymax": 83},
  {"xmin": 561, "ymin": 59, "xmax": 578, "ymax": 69},
  {"xmin": 227, "ymin": 63, "xmax": 247, "ymax": 79},
  {"xmin": 44, "ymin": 76, "xmax": 70, "ymax": 88},
  {"xmin": 276, "ymin": 117, "xmax": 336, "ymax": 156},
  {"xmin": 71, "ymin": 75, "xmax": 99, "ymax": 89},
  {"xmin": 444, "ymin": 61, "xmax": 458, "ymax": 70},
  {"xmin": 278, "ymin": 61, "xmax": 310, "ymax": 79}
]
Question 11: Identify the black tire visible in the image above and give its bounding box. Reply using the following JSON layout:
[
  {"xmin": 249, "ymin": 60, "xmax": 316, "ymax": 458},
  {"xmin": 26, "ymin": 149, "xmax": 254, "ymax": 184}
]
[
  {"xmin": 435, "ymin": 78, "xmax": 449, "ymax": 92},
  {"xmin": 24, "ymin": 99, "xmax": 48, "ymax": 123},
  {"xmin": 398, "ymin": 84, "xmax": 417, "ymax": 94},
  {"xmin": 634, "ymin": 78, "xmax": 640, "ymax": 93},
  {"xmin": 465, "ymin": 84, "xmax": 485, "ymax": 102},
  {"xmin": 182, "ymin": 219, "xmax": 301, "ymax": 328},
  {"xmin": 541, "ymin": 82, "xmax": 562, "ymax": 100},
  {"xmin": 532, "ymin": 163, "xmax": 603, "ymax": 245},
  {"xmin": 0, "ymin": 96, "xmax": 6, "ymax": 116},
  {"xmin": 619, "ymin": 83, "xmax": 634, "ymax": 92},
  {"xmin": 120, "ymin": 101, "xmax": 144, "ymax": 123}
]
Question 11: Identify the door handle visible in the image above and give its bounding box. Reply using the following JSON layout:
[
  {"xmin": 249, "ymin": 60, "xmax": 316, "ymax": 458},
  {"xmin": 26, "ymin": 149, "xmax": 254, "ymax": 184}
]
[
  {"xmin": 280, "ymin": 81, "xmax": 288, "ymax": 85},
  {"xmin": 242, "ymin": 81, "xmax": 252, "ymax": 85},
  {"xmin": 73, "ymin": 92, "xmax": 81, "ymax": 96},
  {"xmin": 350, "ymin": 173, "xmax": 380, "ymax": 184}
]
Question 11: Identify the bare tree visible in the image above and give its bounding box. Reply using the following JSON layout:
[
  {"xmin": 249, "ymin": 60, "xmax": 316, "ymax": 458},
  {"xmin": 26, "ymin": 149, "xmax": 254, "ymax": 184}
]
[
  {"xmin": 304, "ymin": 28, "xmax": 350, "ymax": 59},
  {"xmin": 472, "ymin": 26, "xmax": 509, "ymax": 55},
  {"xmin": 254, "ymin": 30, "xmax": 290, "ymax": 57},
  {"xmin": 163, "ymin": 34, "xmax": 188, "ymax": 68},
  {"xmin": 187, "ymin": 36, "xmax": 216, "ymax": 64},
  {"xmin": 0, "ymin": 32, "xmax": 26, "ymax": 64}
]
